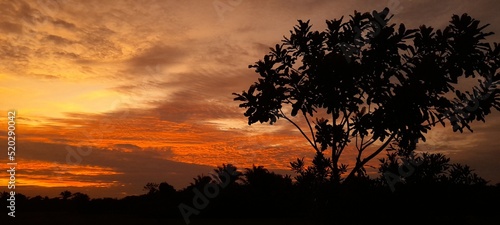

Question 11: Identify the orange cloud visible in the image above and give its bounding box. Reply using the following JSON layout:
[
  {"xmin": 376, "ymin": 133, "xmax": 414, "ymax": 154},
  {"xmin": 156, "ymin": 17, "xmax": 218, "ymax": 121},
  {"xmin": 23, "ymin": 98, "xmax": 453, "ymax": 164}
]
[{"xmin": 0, "ymin": 160, "xmax": 122, "ymax": 188}]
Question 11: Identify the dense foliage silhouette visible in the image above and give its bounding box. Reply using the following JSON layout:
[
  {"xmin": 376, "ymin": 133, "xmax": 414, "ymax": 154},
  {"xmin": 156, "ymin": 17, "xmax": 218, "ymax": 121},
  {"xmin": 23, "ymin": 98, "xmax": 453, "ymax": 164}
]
[{"xmin": 233, "ymin": 8, "xmax": 500, "ymax": 184}]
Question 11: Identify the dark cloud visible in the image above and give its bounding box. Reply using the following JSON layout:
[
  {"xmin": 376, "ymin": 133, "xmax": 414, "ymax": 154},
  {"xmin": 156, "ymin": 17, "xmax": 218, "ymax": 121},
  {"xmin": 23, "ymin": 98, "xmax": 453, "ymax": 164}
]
[
  {"xmin": 42, "ymin": 34, "xmax": 74, "ymax": 45},
  {"xmin": 52, "ymin": 51, "xmax": 80, "ymax": 60},
  {"xmin": 2, "ymin": 140, "xmax": 215, "ymax": 196},
  {"xmin": 76, "ymin": 27, "xmax": 123, "ymax": 61},
  {"xmin": 126, "ymin": 45, "xmax": 186, "ymax": 72},
  {"xmin": 51, "ymin": 18, "xmax": 76, "ymax": 30},
  {"xmin": 155, "ymin": 99, "xmax": 242, "ymax": 123},
  {"xmin": 0, "ymin": 21, "xmax": 23, "ymax": 33},
  {"xmin": 113, "ymin": 143, "xmax": 142, "ymax": 151},
  {"xmin": 28, "ymin": 73, "xmax": 61, "ymax": 80},
  {"xmin": 0, "ymin": 40, "xmax": 32, "ymax": 73}
]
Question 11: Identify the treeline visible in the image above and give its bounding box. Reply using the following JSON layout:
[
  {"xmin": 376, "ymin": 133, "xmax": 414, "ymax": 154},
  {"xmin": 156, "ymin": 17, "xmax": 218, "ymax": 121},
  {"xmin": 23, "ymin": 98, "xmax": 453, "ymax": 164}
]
[{"xmin": 2, "ymin": 152, "xmax": 500, "ymax": 224}]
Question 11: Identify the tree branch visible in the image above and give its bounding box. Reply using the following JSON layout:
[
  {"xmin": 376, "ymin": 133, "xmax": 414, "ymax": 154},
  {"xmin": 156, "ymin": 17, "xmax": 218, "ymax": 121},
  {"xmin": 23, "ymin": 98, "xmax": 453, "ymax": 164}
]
[
  {"xmin": 344, "ymin": 132, "xmax": 396, "ymax": 183},
  {"xmin": 336, "ymin": 115, "xmax": 350, "ymax": 160},
  {"xmin": 361, "ymin": 138, "xmax": 377, "ymax": 152},
  {"xmin": 280, "ymin": 109, "xmax": 321, "ymax": 154},
  {"xmin": 302, "ymin": 111, "xmax": 318, "ymax": 151}
]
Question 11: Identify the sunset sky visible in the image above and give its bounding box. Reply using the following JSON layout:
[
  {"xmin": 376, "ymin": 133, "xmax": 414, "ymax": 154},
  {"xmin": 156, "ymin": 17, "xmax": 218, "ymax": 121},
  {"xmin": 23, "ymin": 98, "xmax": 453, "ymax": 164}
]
[{"xmin": 1, "ymin": 0, "xmax": 499, "ymax": 198}]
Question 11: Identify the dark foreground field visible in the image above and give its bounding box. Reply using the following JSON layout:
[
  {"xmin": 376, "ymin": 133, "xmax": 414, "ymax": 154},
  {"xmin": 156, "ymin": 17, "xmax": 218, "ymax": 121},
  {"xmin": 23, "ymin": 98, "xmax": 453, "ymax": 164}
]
[
  {"xmin": 4, "ymin": 211, "xmax": 500, "ymax": 225},
  {"xmin": 5, "ymin": 212, "xmax": 318, "ymax": 225},
  {"xmin": 2, "ymin": 162, "xmax": 500, "ymax": 225},
  {"xmin": 2, "ymin": 183, "xmax": 500, "ymax": 225}
]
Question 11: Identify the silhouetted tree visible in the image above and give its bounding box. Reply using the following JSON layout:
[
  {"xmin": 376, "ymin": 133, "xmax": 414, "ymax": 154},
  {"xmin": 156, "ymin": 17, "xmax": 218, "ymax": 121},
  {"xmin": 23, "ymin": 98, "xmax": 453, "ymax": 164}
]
[
  {"xmin": 158, "ymin": 182, "xmax": 176, "ymax": 196},
  {"xmin": 446, "ymin": 163, "xmax": 487, "ymax": 185},
  {"xmin": 379, "ymin": 139, "xmax": 451, "ymax": 185},
  {"xmin": 60, "ymin": 190, "xmax": 72, "ymax": 200},
  {"xmin": 379, "ymin": 146, "xmax": 487, "ymax": 188},
  {"xmin": 7, "ymin": 161, "xmax": 499, "ymax": 224},
  {"xmin": 143, "ymin": 182, "xmax": 159, "ymax": 195},
  {"xmin": 182, "ymin": 174, "xmax": 212, "ymax": 192},
  {"xmin": 234, "ymin": 8, "xmax": 500, "ymax": 184},
  {"xmin": 243, "ymin": 165, "xmax": 293, "ymax": 190},
  {"xmin": 290, "ymin": 152, "xmax": 334, "ymax": 187},
  {"xmin": 71, "ymin": 192, "xmax": 90, "ymax": 202},
  {"xmin": 30, "ymin": 195, "xmax": 44, "ymax": 201},
  {"xmin": 238, "ymin": 165, "xmax": 295, "ymax": 218},
  {"xmin": 213, "ymin": 163, "xmax": 242, "ymax": 186}
]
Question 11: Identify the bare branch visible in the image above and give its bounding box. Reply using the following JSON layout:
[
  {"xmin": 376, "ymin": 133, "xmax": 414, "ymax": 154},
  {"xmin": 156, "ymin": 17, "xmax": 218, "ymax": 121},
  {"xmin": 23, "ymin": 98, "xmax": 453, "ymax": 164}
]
[
  {"xmin": 345, "ymin": 132, "xmax": 396, "ymax": 182},
  {"xmin": 302, "ymin": 111, "xmax": 318, "ymax": 151},
  {"xmin": 361, "ymin": 138, "xmax": 377, "ymax": 152},
  {"xmin": 280, "ymin": 109, "xmax": 321, "ymax": 154}
]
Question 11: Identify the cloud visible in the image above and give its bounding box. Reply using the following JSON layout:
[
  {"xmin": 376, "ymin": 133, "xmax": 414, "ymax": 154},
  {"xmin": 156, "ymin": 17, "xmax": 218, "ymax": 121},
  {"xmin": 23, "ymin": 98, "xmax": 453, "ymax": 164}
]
[
  {"xmin": 0, "ymin": 140, "xmax": 216, "ymax": 197},
  {"xmin": 124, "ymin": 45, "xmax": 186, "ymax": 74},
  {"xmin": 0, "ymin": 21, "xmax": 23, "ymax": 33},
  {"xmin": 51, "ymin": 18, "xmax": 76, "ymax": 30},
  {"xmin": 113, "ymin": 143, "xmax": 142, "ymax": 152},
  {"xmin": 42, "ymin": 34, "xmax": 74, "ymax": 45},
  {"xmin": 9, "ymin": 101, "xmax": 317, "ymax": 173}
]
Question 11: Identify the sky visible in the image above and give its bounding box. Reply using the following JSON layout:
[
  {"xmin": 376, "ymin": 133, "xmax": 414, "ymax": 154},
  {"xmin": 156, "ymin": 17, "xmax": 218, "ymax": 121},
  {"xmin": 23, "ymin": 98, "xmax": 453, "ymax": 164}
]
[{"xmin": 0, "ymin": 0, "xmax": 499, "ymax": 198}]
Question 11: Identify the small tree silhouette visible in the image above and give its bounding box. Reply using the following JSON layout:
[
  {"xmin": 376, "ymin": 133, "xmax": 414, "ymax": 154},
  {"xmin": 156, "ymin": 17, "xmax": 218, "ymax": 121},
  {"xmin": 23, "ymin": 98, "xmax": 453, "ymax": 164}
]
[
  {"xmin": 243, "ymin": 165, "xmax": 292, "ymax": 189},
  {"xmin": 213, "ymin": 163, "xmax": 242, "ymax": 186},
  {"xmin": 71, "ymin": 192, "xmax": 90, "ymax": 202},
  {"xmin": 233, "ymin": 8, "xmax": 500, "ymax": 184},
  {"xmin": 378, "ymin": 145, "xmax": 487, "ymax": 189},
  {"xmin": 143, "ymin": 182, "xmax": 159, "ymax": 195},
  {"xmin": 240, "ymin": 165, "xmax": 294, "ymax": 218},
  {"xmin": 159, "ymin": 182, "xmax": 176, "ymax": 195},
  {"xmin": 446, "ymin": 163, "xmax": 487, "ymax": 185},
  {"xmin": 60, "ymin": 190, "xmax": 72, "ymax": 200},
  {"xmin": 182, "ymin": 174, "xmax": 213, "ymax": 192}
]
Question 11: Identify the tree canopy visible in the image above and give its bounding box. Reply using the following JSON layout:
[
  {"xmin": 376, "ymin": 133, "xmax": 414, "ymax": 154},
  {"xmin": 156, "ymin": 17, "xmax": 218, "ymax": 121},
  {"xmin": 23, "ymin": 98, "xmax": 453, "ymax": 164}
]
[{"xmin": 233, "ymin": 8, "xmax": 500, "ymax": 183}]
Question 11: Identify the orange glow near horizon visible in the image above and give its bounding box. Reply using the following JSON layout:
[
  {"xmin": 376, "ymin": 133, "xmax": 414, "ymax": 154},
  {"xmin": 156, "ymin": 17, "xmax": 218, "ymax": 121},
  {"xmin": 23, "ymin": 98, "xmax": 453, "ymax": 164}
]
[{"xmin": 0, "ymin": 160, "xmax": 122, "ymax": 188}]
